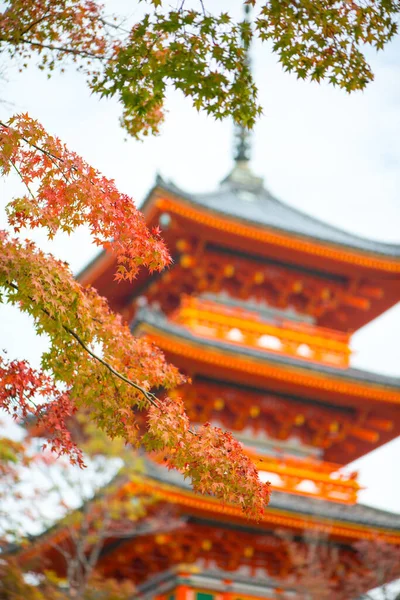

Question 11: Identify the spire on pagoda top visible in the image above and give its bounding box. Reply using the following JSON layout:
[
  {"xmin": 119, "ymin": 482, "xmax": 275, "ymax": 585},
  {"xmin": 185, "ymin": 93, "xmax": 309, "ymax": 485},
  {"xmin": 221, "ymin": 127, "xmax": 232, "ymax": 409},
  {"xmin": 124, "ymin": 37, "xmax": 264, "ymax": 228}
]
[
  {"xmin": 222, "ymin": 3, "xmax": 264, "ymax": 192},
  {"xmin": 234, "ymin": 120, "xmax": 251, "ymax": 164},
  {"xmin": 234, "ymin": 3, "xmax": 252, "ymax": 165}
]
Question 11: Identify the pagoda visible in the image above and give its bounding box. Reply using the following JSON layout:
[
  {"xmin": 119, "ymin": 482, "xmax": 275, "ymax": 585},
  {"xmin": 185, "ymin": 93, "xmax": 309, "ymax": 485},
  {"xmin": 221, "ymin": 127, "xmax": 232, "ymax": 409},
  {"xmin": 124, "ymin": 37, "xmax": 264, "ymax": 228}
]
[{"xmin": 74, "ymin": 119, "xmax": 400, "ymax": 597}]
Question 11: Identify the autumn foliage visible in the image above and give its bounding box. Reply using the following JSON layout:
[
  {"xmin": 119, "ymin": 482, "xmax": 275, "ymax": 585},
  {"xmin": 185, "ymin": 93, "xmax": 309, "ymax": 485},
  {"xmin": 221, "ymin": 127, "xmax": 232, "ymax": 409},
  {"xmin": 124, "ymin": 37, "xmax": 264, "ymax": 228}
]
[
  {"xmin": 0, "ymin": 114, "xmax": 269, "ymax": 516},
  {"xmin": 0, "ymin": 422, "xmax": 179, "ymax": 600},
  {"xmin": 146, "ymin": 398, "xmax": 270, "ymax": 513},
  {"xmin": 1, "ymin": 115, "xmax": 170, "ymax": 278},
  {"xmin": 278, "ymin": 534, "xmax": 400, "ymax": 600},
  {"xmin": 1, "ymin": 0, "xmax": 399, "ymax": 138}
]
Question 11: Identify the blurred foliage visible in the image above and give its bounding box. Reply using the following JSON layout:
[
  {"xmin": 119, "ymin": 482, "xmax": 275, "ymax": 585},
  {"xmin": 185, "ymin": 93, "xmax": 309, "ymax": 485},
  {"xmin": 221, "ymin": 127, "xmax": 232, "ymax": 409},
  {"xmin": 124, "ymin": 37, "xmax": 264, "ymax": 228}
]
[{"xmin": 1, "ymin": 0, "xmax": 399, "ymax": 138}]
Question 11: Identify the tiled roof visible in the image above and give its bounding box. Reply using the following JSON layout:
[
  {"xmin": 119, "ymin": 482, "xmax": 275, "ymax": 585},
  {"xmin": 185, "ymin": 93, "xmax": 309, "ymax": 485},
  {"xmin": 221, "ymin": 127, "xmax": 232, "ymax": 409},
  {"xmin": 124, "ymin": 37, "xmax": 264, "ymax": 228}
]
[
  {"xmin": 144, "ymin": 459, "xmax": 400, "ymax": 531},
  {"xmin": 133, "ymin": 308, "xmax": 400, "ymax": 390},
  {"xmin": 149, "ymin": 172, "xmax": 400, "ymax": 258},
  {"xmin": 137, "ymin": 565, "xmax": 281, "ymax": 599}
]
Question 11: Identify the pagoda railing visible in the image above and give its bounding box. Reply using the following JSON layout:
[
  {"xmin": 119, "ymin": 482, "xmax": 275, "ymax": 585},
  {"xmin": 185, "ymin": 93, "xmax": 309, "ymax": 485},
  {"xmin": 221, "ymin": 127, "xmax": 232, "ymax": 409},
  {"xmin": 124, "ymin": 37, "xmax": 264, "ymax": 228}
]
[
  {"xmin": 150, "ymin": 449, "xmax": 360, "ymax": 504},
  {"xmin": 248, "ymin": 451, "xmax": 360, "ymax": 504},
  {"xmin": 172, "ymin": 297, "xmax": 351, "ymax": 368}
]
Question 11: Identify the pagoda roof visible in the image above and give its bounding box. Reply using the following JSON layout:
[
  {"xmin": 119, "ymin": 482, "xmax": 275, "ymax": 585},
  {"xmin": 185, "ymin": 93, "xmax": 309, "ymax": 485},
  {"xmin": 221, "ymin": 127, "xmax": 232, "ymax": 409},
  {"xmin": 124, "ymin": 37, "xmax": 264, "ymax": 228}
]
[
  {"xmin": 149, "ymin": 168, "xmax": 400, "ymax": 259},
  {"xmin": 144, "ymin": 459, "xmax": 400, "ymax": 533},
  {"xmin": 133, "ymin": 308, "xmax": 400, "ymax": 392},
  {"xmin": 136, "ymin": 566, "xmax": 281, "ymax": 600},
  {"xmin": 15, "ymin": 460, "xmax": 400, "ymax": 577}
]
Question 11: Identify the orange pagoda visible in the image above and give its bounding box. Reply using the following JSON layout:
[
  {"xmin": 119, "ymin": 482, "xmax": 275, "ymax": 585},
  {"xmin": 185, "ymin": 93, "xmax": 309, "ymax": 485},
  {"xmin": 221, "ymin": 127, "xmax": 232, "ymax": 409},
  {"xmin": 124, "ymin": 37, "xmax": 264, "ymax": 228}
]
[{"xmin": 76, "ymin": 129, "xmax": 400, "ymax": 597}]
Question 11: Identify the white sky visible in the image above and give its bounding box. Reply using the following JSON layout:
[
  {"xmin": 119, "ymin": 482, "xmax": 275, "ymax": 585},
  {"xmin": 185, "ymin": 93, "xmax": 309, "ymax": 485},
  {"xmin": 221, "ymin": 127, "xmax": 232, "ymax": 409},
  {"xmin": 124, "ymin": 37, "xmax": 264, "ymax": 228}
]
[{"xmin": 0, "ymin": 0, "xmax": 399, "ymax": 514}]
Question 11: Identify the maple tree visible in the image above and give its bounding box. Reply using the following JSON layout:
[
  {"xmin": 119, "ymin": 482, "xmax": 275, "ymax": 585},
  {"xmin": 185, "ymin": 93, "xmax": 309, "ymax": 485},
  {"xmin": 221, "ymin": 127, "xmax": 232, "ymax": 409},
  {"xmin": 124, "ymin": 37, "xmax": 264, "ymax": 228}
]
[
  {"xmin": 343, "ymin": 539, "xmax": 400, "ymax": 600},
  {"xmin": 277, "ymin": 532, "xmax": 400, "ymax": 600},
  {"xmin": 0, "ymin": 113, "xmax": 269, "ymax": 516},
  {"xmin": 277, "ymin": 531, "xmax": 346, "ymax": 600},
  {"xmin": 1, "ymin": 1, "xmax": 399, "ymax": 137},
  {"xmin": 0, "ymin": 434, "xmax": 33, "ymax": 546},
  {"xmin": 0, "ymin": 421, "xmax": 185, "ymax": 600},
  {"xmin": 0, "ymin": 561, "xmax": 135, "ymax": 600}
]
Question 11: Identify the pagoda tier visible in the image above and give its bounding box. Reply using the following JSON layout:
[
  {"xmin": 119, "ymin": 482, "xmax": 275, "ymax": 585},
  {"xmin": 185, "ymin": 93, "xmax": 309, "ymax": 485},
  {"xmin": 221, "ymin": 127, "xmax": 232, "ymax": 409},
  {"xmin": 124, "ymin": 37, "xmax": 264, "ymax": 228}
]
[
  {"xmin": 132, "ymin": 302, "xmax": 400, "ymax": 464},
  {"xmin": 99, "ymin": 461, "xmax": 400, "ymax": 591},
  {"xmin": 80, "ymin": 169, "xmax": 400, "ymax": 333},
  {"xmin": 76, "ymin": 162, "xmax": 400, "ymax": 597},
  {"xmin": 21, "ymin": 460, "xmax": 400, "ymax": 597}
]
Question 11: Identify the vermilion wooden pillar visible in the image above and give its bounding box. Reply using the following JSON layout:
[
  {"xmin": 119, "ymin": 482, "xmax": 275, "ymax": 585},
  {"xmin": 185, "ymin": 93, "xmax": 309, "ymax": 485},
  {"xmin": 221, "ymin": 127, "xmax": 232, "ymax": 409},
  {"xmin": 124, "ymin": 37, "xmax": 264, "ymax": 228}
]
[{"xmin": 175, "ymin": 584, "xmax": 190, "ymax": 600}]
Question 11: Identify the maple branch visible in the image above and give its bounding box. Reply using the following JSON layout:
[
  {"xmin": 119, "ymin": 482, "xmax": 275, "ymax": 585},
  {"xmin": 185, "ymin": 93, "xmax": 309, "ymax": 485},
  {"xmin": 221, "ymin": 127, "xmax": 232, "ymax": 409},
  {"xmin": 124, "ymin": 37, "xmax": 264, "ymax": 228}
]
[
  {"xmin": 9, "ymin": 158, "xmax": 35, "ymax": 200},
  {"xmin": 1, "ymin": 120, "xmax": 125, "ymax": 202},
  {"xmin": 199, "ymin": 0, "xmax": 207, "ymax": 17},
  {"xmin": 98, "ymin": 15, "xmax": 131, "ymax": 36},
  {"xmin": 2, "ymin": 36, "xmax": 106, "ymax": 60},
  {"xmin": 6, "ymin": 281, "xmax": 160, "ymax": 409},
  {"xmin": 0, "ymin": 121, "xmax": 60, "ymax": 161},
  {"xmin": 50, "ymin": 540, "xmax": 72, "ymax": 564},
  {"xmin": 1, "ymin": 126, "xmax": 74, "ymax": 205},
  {"xmin": 56, "ymin": 325, "xmax": 199, "ymax": 435},
  {"xmin": 0, "ymin": 120, "xmax": 72, "ymax": 169},
  {"xmin": 22, "ymin": 391, "xmax": 38, "ymax": 410},
  {"xmin": 65, "ymin": 327, "xmax": 160, "ymax": 409},
  {"xmin": 16, "ymin": 13, "xmax": 53, "ymax": 37}
]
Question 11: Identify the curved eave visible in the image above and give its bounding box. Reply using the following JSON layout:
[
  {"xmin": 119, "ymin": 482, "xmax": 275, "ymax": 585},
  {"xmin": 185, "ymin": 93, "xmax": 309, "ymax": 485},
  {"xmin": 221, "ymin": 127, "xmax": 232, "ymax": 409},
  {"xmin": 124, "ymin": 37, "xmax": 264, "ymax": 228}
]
[
  {"xmin": 75, "ymin": 183, "xmax": 400, "ymax": 333},
  {"xmin": 127, "ymin": 474, "xmax": 400, "ymax": 544},
  {"xmin": 144, "ymin": 186, "xmax": 400, "ymax": 275},
  {"xmin": 16, "ymin": 472, "xmax": 400, "ymax": 572},
  {"xmin": 134, "ymin": 318, "xmax": 400, "ymax": 406}
]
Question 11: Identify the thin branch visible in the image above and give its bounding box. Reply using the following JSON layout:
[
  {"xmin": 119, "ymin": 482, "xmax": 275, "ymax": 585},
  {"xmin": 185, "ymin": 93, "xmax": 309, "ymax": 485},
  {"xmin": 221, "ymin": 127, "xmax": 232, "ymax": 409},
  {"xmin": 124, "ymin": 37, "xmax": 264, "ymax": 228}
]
[
  {"xmin": 99, "ymin": 16, "xmax": 131, "ymax": 36},
  {"xmin": 66, "ymin": 327, "xmax": 159, "ymax": 407},
  {"xmin": 9, "ymin": 158, "xmax": 35, "ymax": 200},
  {"xmin": 199, "ymin": 0, "xmax": 207, "ymax": 17},
  {"xmin": 0, "ymin": 119, "xmax": 74, "ymax": 179},
  {"xmin": 56, "ymin": 323, "xmax": 200, "ymax": 434},
  {"xmin": 1, "ymin": 120, "xmax": 125, "ymax": 201},
  {"xmin": 5, "ymin": 276, "xmax": 197, "ymax": 436},
  {"xmin": 5, "ymin": 281, "xmax": 159, "ymax": 409},
  {"xmin": 49, "ymin": 540, "xmax": 72, "ymax": 564},
  {"xmin": 2, "ymin": 36, "xmax": 106, "ymax": 60},
  {"xmin": 0, "ymin": 120, "xmax": 62, "ymax": 162},
  {"xmin": 18, "ymin": 13, "xmax": 53, "ymax": 37}
]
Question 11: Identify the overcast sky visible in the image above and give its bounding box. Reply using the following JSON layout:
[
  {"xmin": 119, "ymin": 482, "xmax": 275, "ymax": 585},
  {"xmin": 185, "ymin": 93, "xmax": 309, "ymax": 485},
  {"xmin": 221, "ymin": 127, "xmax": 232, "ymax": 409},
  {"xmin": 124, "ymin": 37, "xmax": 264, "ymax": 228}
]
[{"xmin": 0, "ymin": 0, "xmax": 399, "ymax": 513}]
